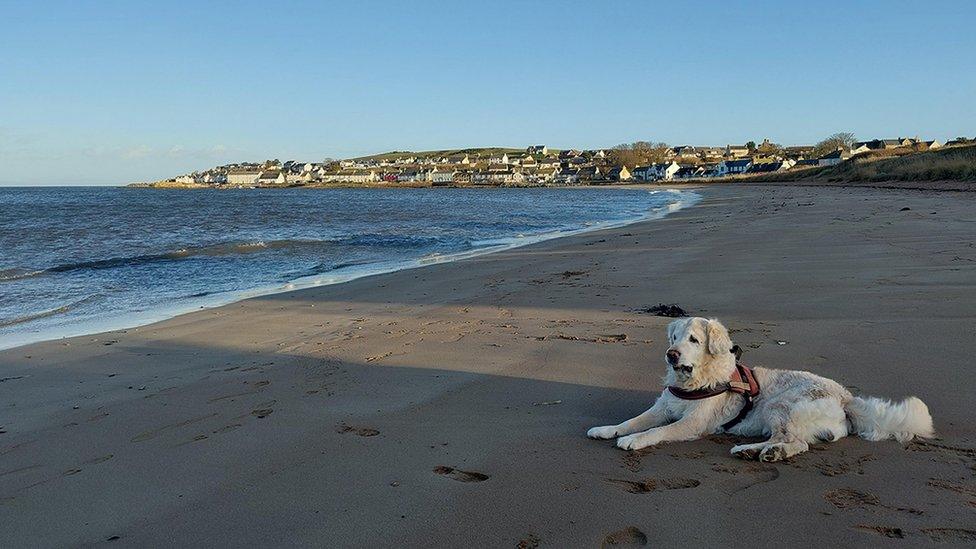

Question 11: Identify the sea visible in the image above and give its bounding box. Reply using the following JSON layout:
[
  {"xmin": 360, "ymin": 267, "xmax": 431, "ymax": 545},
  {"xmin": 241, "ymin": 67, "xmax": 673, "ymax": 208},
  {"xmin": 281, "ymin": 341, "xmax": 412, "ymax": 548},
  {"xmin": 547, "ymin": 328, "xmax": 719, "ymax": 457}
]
[{"xmin": 0, "ymin": 186, "xmax": 698, "ymax": 349}]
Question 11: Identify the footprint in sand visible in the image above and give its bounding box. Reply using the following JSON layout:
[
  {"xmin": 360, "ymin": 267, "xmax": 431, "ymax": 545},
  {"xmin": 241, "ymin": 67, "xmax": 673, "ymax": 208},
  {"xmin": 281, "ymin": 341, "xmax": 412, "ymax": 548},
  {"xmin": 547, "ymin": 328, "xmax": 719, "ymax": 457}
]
[
  {"xmin": 825, "ymin": 488, "xmax": 881, "ymax": 509},
  {"xmin": 607, "ymin": 477, "xmax": 700, "ymax": 494},
  {"xmin": 337, "ymin": 424, "xmax": 380, "ymax": 437},
  {"xmin": 854, "ymin": 525, "xmax": 905, "ymax": 539},
  {"xmin": 711, "ymin": 462, "xmax": 780, "ymax": 494},
  {"xmin": 825, "ymin": 488, "xmax": 921, "ymax": 515},
  {"xmin": 927, "ymin": 478, "xmax": 976, "ymax": 498},
  {"xmin": 130, "ymin": 413, "xmax": 218, "ymax": 442},
  {"xmin": 798, "ymin": 454, "xmax": 875, "ymax": 477},
  {"xmin": 921, "ymin": 528, "xmax": 976, "ymax": 542},
  {"xmin": 432, "ymin": 466, "xmax": 489, "ymax": 483},
  {"xmin": 908, "ymin": 440, "xmax": 976, "ymax": 462},
  {"xmin": 251, "ymin": 408, "xmax": 274, "ymax": 419},
  {"xmin": 82, "ymin": 454, "xmax": 114, "ymax": 465},
  {"xmin": 601, "ymin": 526, "xmax": 647, "ymax": 547}
]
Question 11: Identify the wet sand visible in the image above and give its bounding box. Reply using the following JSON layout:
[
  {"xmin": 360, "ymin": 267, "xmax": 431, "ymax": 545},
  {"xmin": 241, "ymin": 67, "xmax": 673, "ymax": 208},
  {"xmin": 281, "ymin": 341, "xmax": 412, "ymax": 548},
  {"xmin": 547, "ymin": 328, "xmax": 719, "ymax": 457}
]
[{"xmin": 2, "ymin": 184, "xmax": 975, "ymax": 547}]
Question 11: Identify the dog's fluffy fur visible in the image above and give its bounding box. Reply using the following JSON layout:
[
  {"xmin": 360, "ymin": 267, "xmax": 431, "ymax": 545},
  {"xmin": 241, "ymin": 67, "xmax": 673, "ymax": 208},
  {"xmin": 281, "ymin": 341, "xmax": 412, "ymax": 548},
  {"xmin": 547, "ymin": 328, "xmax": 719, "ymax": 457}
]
[{"xmin": 587, "ymin": 317, "xmax": 935, "ymax": 461}]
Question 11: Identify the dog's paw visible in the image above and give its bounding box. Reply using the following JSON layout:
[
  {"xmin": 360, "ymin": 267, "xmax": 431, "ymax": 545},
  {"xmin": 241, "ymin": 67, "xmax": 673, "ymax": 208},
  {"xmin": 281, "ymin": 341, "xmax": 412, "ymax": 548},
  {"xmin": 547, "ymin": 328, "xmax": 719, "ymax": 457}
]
[
  {"xmin": 616, "ymin": 434, "xmax": 648, "ymax": 451},
  {"xmin": 730, "ymin": 445, "xmax": 761, "ymax": 460},
  {"xmin": 587, "ymin": 426, "xmax": 619, "ymax": 439},
  {"xmin": 759, "ymin": 445, "xmax": 787, "ymax": 463}
]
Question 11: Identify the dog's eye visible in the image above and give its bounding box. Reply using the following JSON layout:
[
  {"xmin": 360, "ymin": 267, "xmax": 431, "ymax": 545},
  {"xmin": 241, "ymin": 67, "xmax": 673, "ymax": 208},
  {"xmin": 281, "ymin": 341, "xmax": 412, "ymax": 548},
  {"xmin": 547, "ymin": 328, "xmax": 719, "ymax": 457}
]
[{"xmin": 689, "ymin": 335, "xmax": 699, "ymax": 344}]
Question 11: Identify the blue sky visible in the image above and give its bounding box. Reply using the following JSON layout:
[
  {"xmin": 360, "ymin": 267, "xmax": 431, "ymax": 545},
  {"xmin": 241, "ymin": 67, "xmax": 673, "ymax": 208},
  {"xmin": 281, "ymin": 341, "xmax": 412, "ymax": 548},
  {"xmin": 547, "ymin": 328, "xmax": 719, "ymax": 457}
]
[{"xmin": 1, "ymin": 0, "xmax": 974, "ymax": 185}]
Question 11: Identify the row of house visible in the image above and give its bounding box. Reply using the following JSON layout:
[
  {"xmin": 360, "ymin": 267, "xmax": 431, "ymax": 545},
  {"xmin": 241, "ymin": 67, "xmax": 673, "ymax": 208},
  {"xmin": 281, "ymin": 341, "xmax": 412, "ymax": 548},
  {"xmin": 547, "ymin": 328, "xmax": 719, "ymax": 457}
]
[
  {"xmin": 629, "ymin": 136, "xmax": 957, "ymax": 181},
  {"xmin": 186, "ymin": 146, "xmax": 620, "ymax": 187},
  {"xmin": 337, "ymin": 146, "xmax": 560, "ymax": 170},
  {"xmin": 851, "ymin": 137, "xmax": 942, "ymax": 154},
  {"xmin": 214, "ymin": 160, "xmax": 635, "ymax": 187},
  {"xmin": 167, "ymin": 136, "xmax": 967, "ymax": 187},
  {"xmin": 630, "ymin": 158, "xmax": 796, "ymax": 181}
]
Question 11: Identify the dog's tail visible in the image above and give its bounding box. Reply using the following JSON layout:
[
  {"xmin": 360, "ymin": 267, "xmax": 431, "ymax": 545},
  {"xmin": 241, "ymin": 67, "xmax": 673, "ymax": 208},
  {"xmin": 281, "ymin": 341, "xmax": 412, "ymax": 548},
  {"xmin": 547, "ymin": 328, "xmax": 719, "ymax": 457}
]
[{"xmin": 845, "ymin": 395, "xmax": 935, "ymax": 442}]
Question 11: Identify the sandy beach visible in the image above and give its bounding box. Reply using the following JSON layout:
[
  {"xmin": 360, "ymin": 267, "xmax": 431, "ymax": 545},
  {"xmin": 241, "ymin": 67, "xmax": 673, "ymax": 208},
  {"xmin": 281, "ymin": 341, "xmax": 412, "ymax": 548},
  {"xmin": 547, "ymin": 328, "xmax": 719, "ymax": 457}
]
[{"xmin": 2, "ymin": 184, "xmax": 975, "ymax": 547}]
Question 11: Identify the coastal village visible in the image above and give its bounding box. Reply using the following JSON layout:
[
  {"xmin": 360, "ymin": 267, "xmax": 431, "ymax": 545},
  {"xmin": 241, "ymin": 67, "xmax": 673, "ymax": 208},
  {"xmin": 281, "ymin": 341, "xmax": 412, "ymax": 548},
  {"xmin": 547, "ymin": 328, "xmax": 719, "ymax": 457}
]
[{"xmin": 153, "ymin": 135, "xmax": 972, "ymax": 188}]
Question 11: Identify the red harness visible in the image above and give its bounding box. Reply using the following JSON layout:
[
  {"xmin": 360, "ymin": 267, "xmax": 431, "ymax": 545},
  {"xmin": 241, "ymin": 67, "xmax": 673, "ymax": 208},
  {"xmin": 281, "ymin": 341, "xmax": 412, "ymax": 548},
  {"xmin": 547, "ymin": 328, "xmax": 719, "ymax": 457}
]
[{"xmin": 667, "ymin": 363, "xmax": 761, "ymax": 430}]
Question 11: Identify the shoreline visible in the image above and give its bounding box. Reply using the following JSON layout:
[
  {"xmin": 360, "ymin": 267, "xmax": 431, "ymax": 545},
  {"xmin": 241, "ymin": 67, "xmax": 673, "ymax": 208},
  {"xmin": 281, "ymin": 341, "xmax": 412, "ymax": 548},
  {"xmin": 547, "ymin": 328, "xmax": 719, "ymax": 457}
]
[
  {"xmin": 0, "ymin": 188, "xmax": 700, "ymax": 351},
  {"xmin": 2, "ymin": 184, "xmax": 974, "ymax": 546}
]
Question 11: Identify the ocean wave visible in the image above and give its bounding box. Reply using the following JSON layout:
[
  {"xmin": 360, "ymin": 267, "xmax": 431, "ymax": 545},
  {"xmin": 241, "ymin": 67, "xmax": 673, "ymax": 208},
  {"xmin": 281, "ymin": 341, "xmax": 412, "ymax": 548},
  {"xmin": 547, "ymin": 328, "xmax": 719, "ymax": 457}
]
[
  {"xmin": 0, "ymin": 268, "xmax": 44, "ymax": 282},
  {"xmin": 467, "ymin": 235, "xmax": 525, "ymax": 248},
  {"xmin": 3, "ymin": 235, "xmax": 460, "ymax": 282},
  {"xmin": 278, "ymin": 259, "xmax": 377, "ymax": 281},
  {"xmin": 1, "ymin": 239, "xmax": 334, "ymax": 280},
  {"xmin": 0, "ymin": 294, "xmax": 101, "ymax": 328},
  {"xmin": 339, "ymin": 234, "xmax": 447, "ymax": 248}
]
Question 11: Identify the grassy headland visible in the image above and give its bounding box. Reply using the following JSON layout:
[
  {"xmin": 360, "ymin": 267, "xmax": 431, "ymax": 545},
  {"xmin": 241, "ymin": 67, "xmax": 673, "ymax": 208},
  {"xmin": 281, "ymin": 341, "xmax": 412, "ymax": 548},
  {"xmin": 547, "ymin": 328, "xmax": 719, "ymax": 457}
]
[{"xmin": 745, "ymin": 143, "xmax": 976, "ymax": 188}]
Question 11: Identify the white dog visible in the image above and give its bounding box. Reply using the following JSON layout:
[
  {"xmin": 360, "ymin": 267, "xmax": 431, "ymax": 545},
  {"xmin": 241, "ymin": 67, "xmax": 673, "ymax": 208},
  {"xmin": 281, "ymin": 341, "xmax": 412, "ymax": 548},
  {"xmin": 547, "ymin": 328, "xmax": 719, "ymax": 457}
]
[{"xmin": 587, "ymin": 317, "xmax": 934, "ymax": 461}]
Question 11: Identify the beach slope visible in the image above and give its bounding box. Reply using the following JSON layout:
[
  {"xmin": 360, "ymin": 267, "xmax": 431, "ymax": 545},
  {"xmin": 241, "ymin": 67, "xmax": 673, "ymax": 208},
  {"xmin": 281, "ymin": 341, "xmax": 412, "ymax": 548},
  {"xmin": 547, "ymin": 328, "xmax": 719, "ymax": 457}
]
[{"xmin": 2, "ymin": 185, "xmax": 975, "ymax": 547}]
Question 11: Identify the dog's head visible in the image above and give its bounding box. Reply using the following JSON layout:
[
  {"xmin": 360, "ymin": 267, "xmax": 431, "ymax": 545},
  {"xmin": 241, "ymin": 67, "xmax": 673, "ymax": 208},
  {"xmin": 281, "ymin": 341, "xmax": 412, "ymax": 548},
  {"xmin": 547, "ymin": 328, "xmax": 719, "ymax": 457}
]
[{"xmin": 665, "ymin": 317, "xmax": 735, "ymax": 388}]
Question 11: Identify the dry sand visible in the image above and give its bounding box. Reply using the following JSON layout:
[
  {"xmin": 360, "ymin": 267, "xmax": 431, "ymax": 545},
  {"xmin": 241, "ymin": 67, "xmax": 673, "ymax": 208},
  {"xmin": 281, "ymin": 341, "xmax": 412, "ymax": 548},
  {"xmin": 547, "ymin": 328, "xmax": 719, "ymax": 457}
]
[{"xmin": 1, "ymin": 185, "xmax": 975, "ymax": 547}]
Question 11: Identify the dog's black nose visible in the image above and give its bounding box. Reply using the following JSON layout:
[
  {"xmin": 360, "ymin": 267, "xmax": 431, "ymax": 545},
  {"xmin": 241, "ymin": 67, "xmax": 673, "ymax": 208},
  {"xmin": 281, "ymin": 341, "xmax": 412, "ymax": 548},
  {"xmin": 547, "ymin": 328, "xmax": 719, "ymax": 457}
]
[{"xmin": 666, "ymin": 349, "xmax": 681, "ymax": 365}]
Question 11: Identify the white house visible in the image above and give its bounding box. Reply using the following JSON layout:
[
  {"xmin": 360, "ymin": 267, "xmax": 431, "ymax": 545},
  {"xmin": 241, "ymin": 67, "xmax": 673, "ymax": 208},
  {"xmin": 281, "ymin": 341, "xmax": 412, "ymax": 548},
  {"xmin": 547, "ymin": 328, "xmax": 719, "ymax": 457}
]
[
  {"xmin": 523, "ymin": 167, "xmax": 557, "ymax": 185},
  {"xmin": 227, "ymin": 169, "xmax": 261, "ymax": 187},
  {"xmin": 506, "ymin": 153, "xmax": 529, "ymax": 166},
  {"xmin": 431, "ymin": 169, "xmax": 457, "ymax": 185},
  {"xmin": 553, "ymin": 168, "xmax": 581, "ymax": 185},
  {"xmin": 201, "ymin": 172, "xmax": 226, "ymax": 184},
  {"xmin": 328, "ymin": 169, "xmax": 380, "ymax": 183},
  {"xmin": 472, "ymin": 169, "xmax": 524, "ymax": 186},
  {"xmin": 698, "ymin": 147, "xmax": 725, "ymax": 159},
  {"xmin": 397, "ymin": 168, "xmax": 431, "ymax": 183},
  {"xmin": 256, "ymin": 171, "xmax": 286, "ymax": 185},
  {"xmin": 654, "ymin": 161, "xmax": 682, "ymax": 181},
  {"xmin": 718, "ymin": 158, "xmax": 753, "ymax": 176},
  {"xmin": 527, "ymin": 145, "xmax": 548, "ymax": 155},
  {"xmin": 724, "ymin": 145, "xmax": 751, "ymax": 159}
]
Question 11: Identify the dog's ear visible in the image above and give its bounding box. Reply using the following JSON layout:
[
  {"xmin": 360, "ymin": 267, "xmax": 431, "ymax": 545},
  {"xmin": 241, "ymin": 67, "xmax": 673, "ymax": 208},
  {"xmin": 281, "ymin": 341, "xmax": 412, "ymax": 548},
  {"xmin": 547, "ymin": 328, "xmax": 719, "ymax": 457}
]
[
  {"xmin": 706, "ymin": 319, "xmax": 732, "ymax": 356},
  {"xmin": 731, "ymin": 344, "xmax": 743, "ymax": 361},
  {"xmin": 666, "ymin": 319, "xmax": 682, "ymax": 344}
]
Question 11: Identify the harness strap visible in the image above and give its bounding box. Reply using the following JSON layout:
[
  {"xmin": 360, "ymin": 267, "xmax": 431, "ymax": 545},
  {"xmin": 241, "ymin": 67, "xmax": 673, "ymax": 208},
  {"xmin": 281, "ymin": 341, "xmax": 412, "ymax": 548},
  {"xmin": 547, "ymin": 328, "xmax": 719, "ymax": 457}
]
[
  {"xmin": 667, "ymin": 363, "xmax": 761, "ymax": 430},
  {"xmin": 722, "ymin": 392, "xmax": 755, "ymax": 430}
]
